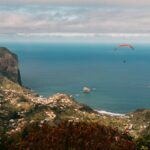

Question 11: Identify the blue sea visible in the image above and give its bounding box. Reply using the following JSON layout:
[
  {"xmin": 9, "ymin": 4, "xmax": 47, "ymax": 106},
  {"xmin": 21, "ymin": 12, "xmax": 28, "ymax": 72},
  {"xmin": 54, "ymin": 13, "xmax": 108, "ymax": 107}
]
[{"xmin": 1, "ymin": 42, "xmax": 150, "ymax": 113}]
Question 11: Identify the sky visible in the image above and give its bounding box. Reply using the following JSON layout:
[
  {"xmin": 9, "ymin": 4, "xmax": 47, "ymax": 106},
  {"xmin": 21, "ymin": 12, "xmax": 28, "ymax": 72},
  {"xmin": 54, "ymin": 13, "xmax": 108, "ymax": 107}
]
[{"xmin": 0, "ymin": 0, "xmax": 150, "ymax": 42}]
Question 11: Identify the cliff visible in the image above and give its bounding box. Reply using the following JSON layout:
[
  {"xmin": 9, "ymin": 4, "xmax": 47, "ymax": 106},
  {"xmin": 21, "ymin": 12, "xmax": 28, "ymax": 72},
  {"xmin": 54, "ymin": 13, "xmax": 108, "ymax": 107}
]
[{"xmin": 0, "ymin": 47, "xmax": 22, "ymax": 85}]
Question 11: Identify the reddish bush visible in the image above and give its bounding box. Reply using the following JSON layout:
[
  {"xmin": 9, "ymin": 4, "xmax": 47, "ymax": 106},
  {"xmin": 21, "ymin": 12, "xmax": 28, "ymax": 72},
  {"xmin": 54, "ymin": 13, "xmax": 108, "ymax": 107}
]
[{"xmin": 5, "ymin": 121, "xmax": 136, "ymax": 150}]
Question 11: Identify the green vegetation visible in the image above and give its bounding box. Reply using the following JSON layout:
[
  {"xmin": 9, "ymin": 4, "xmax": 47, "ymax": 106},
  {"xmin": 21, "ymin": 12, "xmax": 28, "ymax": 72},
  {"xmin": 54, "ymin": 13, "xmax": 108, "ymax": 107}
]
[{"xmin": 136, "ymin": 135, "xmax": 150, "ymax": 150}]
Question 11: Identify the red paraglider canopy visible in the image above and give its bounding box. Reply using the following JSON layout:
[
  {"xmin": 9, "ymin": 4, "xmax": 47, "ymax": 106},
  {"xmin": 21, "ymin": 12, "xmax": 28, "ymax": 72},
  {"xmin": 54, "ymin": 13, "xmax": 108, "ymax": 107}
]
[
  {"xmin": 114, "ymin": 44, "xmax": 134, "ymax": 50},
  {"xmin": 118, "ymin": 44, "xmax": 134, "ymax": 49},
  {"xmin": 114, "ymin": 44, "xmax": 135, "ymax": 63}
]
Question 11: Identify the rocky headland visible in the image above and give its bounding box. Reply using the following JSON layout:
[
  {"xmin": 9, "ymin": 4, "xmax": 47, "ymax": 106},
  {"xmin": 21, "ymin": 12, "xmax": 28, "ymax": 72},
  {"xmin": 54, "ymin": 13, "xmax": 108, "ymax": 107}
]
[
  {"xmin": 0, "ymin": 47, "xmax": 150, "ymax": 149},
  {"xmin": 0, "ymin": 47, "xmax": 22, "ymax": 85}
]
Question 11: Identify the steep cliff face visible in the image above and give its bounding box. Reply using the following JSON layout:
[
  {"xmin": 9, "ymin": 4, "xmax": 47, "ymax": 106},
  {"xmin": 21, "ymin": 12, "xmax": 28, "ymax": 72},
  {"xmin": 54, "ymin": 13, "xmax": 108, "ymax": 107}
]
[{"xmin": 0, "ymin": 47, "xmax": 22, "ymax": 85}]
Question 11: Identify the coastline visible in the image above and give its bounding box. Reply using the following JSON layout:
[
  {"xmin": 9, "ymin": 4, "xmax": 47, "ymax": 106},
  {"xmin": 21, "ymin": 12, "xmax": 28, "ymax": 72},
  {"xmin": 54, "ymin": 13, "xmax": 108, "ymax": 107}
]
[{"xmin": 95, "ymin": 110, "xmax": 126, "ymax": 117}]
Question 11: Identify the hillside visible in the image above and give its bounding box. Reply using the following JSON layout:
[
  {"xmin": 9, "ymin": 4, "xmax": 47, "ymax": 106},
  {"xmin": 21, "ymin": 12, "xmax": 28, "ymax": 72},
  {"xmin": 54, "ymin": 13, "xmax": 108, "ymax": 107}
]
[{"xmin": 1, "ymin": 75, "xmax": 150, "ymax": 139}]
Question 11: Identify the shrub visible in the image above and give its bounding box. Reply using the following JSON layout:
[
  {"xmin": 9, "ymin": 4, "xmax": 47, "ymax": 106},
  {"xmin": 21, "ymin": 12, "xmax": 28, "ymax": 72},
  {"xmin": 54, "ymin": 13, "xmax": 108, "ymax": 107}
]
[
  {"xmin": 4, "ymin": 121, "xmax": 136, "ymax": 150},
  {"xmin": 136, "ymin": 135, "xmax": 150, "ymax": 150}
]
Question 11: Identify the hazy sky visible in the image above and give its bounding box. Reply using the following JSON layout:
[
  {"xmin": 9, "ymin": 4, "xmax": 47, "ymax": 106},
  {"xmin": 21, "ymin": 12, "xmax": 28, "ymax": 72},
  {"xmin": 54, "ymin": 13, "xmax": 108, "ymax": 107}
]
[{"xmin": 0, "ymin": 0, "xmax": 150, "ymax": 42}]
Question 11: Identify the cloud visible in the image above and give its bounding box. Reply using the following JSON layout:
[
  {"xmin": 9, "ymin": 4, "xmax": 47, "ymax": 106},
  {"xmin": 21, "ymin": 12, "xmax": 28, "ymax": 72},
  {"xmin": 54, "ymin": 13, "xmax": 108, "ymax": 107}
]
[
  {"xmin": 16, "ymin": 33, "xmax": 150, "ymax": 38},
  {"xmin": 1, "ymin": 32, "xmax": 150, "ymax": 43},
  {"xmin": 0, "ymin": 0, "xmax": 150, "ymax": 6},
  {"xmin": 0, "ymin": 5, "xmax": 150, "ymax": 42}
]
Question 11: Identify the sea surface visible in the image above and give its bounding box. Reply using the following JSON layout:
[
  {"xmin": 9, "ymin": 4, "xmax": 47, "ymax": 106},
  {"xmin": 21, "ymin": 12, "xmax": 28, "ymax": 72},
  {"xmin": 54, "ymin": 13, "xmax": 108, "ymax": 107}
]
[{"xmin": 1, "ymin": 42, "xmax": 150, "ymax": 113}]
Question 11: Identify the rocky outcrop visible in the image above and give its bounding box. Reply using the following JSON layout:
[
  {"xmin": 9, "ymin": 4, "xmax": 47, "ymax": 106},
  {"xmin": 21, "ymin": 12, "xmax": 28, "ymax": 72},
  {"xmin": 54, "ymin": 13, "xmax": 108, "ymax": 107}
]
[
  {"xmin": 83, "ymin": 87, "xmax": 91, "ymax": 93},
  {"xmin": 0, "ymin": 47, "xmax": 22, "ymax": 85}
]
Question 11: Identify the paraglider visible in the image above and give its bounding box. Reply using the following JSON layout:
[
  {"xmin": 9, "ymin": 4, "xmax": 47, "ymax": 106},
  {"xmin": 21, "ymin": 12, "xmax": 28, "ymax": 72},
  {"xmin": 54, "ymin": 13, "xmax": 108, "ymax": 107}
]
[
  {"xmin": 114, "ymin": 44, "xmax": 134, "ymax": 51},
  {"xmin": 114, "ymin": 44, "xmax": 135, "ymax": 63}
]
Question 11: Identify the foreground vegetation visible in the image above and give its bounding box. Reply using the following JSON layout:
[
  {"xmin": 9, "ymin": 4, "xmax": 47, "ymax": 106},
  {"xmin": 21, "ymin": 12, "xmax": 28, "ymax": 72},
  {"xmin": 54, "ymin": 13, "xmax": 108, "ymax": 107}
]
[{"xmin": 0, "ymin": 121, "xmax": 137, "ymax": 150}]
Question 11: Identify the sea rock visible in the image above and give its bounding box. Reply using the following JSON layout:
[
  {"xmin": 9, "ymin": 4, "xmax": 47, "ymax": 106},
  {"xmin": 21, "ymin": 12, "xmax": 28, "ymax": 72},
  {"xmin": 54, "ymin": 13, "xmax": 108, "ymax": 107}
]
[
  {"xmin": 83, "ymin": 87, "xmax": 91, "ymax": 93},
  {"xmin": 0, "ymin": 47, "xmax": 22, "ymax": 85}
]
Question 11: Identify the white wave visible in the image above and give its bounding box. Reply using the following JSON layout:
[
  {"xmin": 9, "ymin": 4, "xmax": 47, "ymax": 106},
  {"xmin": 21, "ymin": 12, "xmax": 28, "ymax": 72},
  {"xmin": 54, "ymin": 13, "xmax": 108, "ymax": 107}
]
[{"xmin": 95, "ymin": 110, "xmax": 126, "ymax": 117}]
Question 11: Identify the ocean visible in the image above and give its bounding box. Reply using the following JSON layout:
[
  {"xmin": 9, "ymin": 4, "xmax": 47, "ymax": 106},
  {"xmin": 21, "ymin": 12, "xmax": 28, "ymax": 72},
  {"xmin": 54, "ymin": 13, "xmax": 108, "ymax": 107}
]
[{"xmin": 1, "ymin": 42, "xmax": 150, "ymax": 113}]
